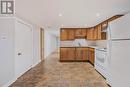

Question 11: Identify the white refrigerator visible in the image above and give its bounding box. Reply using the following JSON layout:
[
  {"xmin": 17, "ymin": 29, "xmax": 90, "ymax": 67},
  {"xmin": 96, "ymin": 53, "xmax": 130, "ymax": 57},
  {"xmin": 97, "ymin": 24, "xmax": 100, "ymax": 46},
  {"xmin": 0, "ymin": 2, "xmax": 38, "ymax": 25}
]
[{"xmin": 107, "ymin": 13, "xmax": 130, "ymax": 87}]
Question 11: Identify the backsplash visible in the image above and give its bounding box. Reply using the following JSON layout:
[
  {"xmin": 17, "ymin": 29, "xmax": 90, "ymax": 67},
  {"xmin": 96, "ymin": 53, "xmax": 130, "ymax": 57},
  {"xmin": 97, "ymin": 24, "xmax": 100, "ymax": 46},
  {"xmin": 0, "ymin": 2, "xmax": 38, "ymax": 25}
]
[
  {"xmin": 60, "ymin": 41, "xmax": 75, "ymax": 47},
  {"xmin": 60, "ymin": 39, "xmax": 97, "ymax": 47},
  {"xmin": 60, "ymin": 39, "xmax": 107, "ymax": 48},
  {"xmin": 75, "ymin": 39, "xmax": 87, "ymax": 46},
  {"xmin": 86, "ymin": 41, "xmax": 96, "ymax": 46},
  {"xmin": 95, "ymin": 40, "xmax": 107, "ymax": 48}
]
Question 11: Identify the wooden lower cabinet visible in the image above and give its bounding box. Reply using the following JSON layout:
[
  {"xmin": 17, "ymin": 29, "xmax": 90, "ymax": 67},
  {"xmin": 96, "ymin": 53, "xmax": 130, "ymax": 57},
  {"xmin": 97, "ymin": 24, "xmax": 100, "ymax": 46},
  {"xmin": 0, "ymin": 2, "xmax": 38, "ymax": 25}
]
[
  {"xmin": 60, "ymin": 48, "xmax": 68, "ymax": 61},
  {"xmin": 88, "ymin": 48, "xmax": 95, "ymax": 65},
  {"xmin": 60, "ymin": 47, "xmax": 88, "ymax": 62},
  {"xmin": 76, "ymin": 48, "xmax": 88, "ymax": 61},
  {"xmin": 60, "ymin": 47, "xmax": 95, "ymax": 64},
  {"xmin": 67, "ymin": 48, "xmax": 75, "ymax": 61},
  {"xmin": 60, "ymin": 47, "xmax": 75, "ymax": 61}
]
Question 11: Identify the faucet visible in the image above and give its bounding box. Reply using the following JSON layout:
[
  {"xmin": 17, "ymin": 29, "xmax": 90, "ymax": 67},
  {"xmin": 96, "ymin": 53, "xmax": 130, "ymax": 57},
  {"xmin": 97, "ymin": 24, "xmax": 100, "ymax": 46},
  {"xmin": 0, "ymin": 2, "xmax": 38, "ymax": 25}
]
[{"xmin": 78, "ymin": 42, "xmax": 81, "ymax": 47}]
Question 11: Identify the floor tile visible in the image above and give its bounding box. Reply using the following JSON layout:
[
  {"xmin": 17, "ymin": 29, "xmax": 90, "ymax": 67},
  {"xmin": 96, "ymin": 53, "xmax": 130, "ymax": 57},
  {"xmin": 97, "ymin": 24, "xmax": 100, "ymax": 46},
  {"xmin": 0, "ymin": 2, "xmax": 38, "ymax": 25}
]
[{"xmin": 10, "ymin": 52, "xmax": 108, "ymax": 87}]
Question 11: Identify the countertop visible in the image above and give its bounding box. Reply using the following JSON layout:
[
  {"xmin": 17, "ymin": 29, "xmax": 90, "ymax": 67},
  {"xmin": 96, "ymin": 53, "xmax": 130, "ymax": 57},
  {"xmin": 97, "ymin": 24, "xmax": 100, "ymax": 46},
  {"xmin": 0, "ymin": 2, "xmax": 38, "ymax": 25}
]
[{"xmin": 60, "ymin": 45, "xmax": 107, "ymax": 50}]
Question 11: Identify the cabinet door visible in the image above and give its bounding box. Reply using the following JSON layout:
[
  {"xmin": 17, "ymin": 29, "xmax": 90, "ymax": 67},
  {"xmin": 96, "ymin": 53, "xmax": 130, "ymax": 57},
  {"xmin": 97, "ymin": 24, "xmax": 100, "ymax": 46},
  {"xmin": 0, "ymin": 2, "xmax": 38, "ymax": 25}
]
[
  {"xmin": 60, "ymin": 48, "xmax": 68, "ymax": 61},
  {"xmin": 93, "ymin": 27, "xmax": 98, "ymax": 40},
  {"xmin": 88, "ymin": 48, "xmax": 95, "ymax": 65},
  {"xmin": 97, "ymin": 24, "xmax": 102, "ymax": 40},
  {"xmin": 68, "ymin": 29, "xmax": 75, "ymax": 40},
  {"xmin": 82, "ymin": 48, "xmax": 88, "ymax": 61},
  {"xmin": 101, "ymin": 21, "xmax": 108, "ymax": 40},
  {"xmin": 75, "ymin": 29, "xmax": 87, "ymax": 38},
  {"xmin": 94, "ymin": 25, "xmax": 105, "ymax": 40},
  {"xmin": 101, "ymin": 21, "xmax": 108, "ymax": 30},
  {"xmin": 67, "ymin": 48, "xmax": 75, "ymax": 61},
  {"xmin": 76, "ymin": 48, "xmax": 88, "ymax": 61},
  {"xmin": 94, "ymin": 23, "xmax": 107, "ymax": 40},
  {"xmin": 86, "ymin": 29, "xmax": 90, "ymax": 40},
  {"xmin": 81, "ymin": 29, "xmax": 87, "ymax": 37},
  {"xmin": 75, "ymin": 29, "xmax": 82, "ymax": 38},
  {"xmin": 75, "ymin": 48, "xmax": 83, "ymax": 61},
  {"xmin": 60, "ymin": 29, "xmax": 68, "ymax": 41},
  {"xmin": 87, "ymin": 28, "xmax": 94, "ymax": 40},
  {"xmin": 75, "ymin": 29, "xmax": 82, "ymax": 37}
]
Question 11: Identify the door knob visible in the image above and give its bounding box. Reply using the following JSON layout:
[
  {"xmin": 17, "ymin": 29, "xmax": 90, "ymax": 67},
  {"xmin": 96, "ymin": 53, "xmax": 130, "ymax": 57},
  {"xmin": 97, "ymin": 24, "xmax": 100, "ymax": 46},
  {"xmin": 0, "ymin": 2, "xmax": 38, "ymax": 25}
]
[{"xmin": 18, "ymin": 53, "xmax": 22, "ymax": 56}]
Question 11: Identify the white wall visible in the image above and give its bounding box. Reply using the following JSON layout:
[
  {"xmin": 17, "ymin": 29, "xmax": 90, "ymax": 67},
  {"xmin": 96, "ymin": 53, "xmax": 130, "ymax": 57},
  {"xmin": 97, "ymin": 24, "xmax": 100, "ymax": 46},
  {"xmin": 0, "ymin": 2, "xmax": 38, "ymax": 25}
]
[
  {"xmin": 44, "ymin": 30, "xmax": 58, "ymax": 58},
  {"xmin": 0, "ymin": 18, "xmax": 15, "ymax": 87},
  {"xmin": 0, "ymin": 17, "xmax": 41, "ymax": 87},
  {"xmin": 50, "ymin": 35, "xmax": 58, "ymax": 52},
  {"xmin": 95, "ymin": 40, "xmax": 107, "ymax": 48},
  {"xmin": 56, "ymin": 37, "xmax": 60, "ymax": 52}
]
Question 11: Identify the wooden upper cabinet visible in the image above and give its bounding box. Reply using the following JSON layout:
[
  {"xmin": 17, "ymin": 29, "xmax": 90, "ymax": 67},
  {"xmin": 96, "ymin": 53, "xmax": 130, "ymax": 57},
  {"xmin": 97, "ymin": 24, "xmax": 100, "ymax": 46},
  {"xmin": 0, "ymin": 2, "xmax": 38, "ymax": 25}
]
[
  {"xmin": 87, "ymin": 27, "xmax": 94, "ymax": 40},
  {"xmin": 93, "ymin": 24, "xmax": 107, "ymax": 40},
  {"xmin": 87, "ymin": 23, "xmax": 106, "ymax": 40},
  {"xmin": 75, "ymin": 28, "xmax": 86, "ymax": 38},
  {"xmin": 101, "ymin": 21, "xmax": 108, "ymax": 40},
  {"xmin": 101, "ymin": 21, "xmax": 108, "ymax": 30},
  {"xmin": 60, "ymin": 15, "xmax": 123, "ymax": 41},
  {"xmin": 108, "ymin": 15, "xmax": 123, "ymax": 22},
  {"xmin": 93, "ymin": 27, "xmax": 98, "ymax": 40},
  {"xmin": 75, "ymin": 29, "xmax": 81, "ymax": 36},
  {"xmin": 81, "ymin": 29, "xmax": 87, "ymax": 37},
  {"xmin": 67, "ymin": 29, "xmax": 75, "ymax": 40},
  {"xmin": 60, "ymin": 29, "xmax": 68, "ymax": 41},
  {"xmin": 60, "ymin": 29, "xmax": 75, "ymax": 41},
  {"xmin": 97, "ymin": 24, "xmax": 102, "ymax": 40}
]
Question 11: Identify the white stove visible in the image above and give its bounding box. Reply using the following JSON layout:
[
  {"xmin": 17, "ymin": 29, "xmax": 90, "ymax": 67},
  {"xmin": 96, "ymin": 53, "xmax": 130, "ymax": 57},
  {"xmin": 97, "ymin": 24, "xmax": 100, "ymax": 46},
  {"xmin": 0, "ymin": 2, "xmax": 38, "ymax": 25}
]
[{"xmin": 95, "ymin": 48, "xmax": 108, "ymax": 78}]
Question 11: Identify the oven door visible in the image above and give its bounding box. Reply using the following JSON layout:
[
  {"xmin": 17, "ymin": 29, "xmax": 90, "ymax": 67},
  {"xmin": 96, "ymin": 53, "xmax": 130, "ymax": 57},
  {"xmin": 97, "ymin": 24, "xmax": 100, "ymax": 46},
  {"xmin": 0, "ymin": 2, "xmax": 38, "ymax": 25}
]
[{"xmin": 95, "ymin": 49, "xmax": 107, "ymax": 78}]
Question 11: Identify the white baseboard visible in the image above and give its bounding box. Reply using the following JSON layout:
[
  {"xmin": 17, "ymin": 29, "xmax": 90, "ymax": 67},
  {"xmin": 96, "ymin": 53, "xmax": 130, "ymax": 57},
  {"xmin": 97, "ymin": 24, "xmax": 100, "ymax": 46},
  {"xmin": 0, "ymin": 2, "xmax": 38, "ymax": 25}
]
[
  {"xmin": 44, "ymin": 51, "xmax": 57, "ymax": 59},
  {"xmin": 32, "ymin": 60, "xmax": 41, "ymax": 68},
  {"xmin": 2, "ymin": 60, "xmax": 41, "ymax": 87},
  {"xmin": 2, "ymin": 78, "xmax": 17, "ymax": 87}
]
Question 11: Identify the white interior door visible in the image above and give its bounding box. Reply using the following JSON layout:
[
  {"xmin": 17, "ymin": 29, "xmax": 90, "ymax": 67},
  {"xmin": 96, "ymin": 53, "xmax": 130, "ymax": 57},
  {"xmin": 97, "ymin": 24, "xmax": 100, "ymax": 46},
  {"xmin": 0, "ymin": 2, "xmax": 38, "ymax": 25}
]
[{"xmin": 15, "ymin": 20, "xmax": 33, "ymax": 78}]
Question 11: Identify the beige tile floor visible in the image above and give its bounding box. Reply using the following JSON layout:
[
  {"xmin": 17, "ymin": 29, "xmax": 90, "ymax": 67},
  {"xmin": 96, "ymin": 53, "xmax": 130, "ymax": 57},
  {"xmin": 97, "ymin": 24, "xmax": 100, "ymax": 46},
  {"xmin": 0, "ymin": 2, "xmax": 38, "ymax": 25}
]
[{"xmin": 10, "ymin": 52, "xmax": 109, "ymax": 87}]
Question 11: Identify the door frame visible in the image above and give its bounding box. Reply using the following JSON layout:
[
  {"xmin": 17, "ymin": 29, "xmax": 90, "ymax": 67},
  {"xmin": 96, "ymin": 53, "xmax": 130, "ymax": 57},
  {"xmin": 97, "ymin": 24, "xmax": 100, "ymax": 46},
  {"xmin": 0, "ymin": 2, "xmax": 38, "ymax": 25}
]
[
  {"xmin": 15, "ymin": 19, "xmax": 33, "ymax": 78},
  {"xmin": 40, "ymin": 28, "xmax": 44, "ymax": 61}
]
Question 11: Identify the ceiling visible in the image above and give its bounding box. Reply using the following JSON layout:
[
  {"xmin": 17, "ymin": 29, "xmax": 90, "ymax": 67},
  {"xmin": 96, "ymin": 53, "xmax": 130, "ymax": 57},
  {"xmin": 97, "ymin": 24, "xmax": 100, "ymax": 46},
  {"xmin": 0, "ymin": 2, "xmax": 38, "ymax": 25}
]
[{"xmin": 15, "ymin": 0, "xmax": 130, "ymax": 30}]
